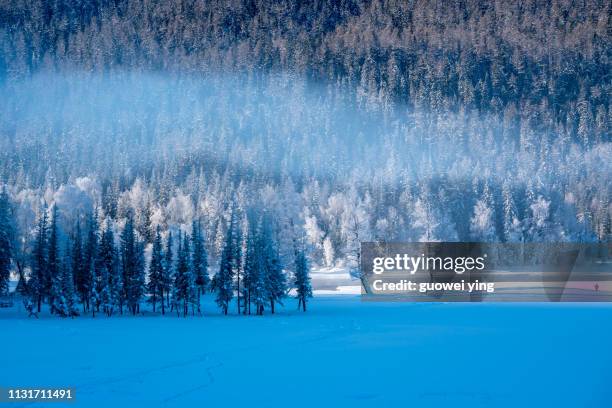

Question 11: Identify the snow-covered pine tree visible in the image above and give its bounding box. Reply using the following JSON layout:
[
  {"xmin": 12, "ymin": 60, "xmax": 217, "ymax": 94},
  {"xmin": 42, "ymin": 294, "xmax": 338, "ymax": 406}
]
[
  {"xmin": 62, "ymin": 248, "xmax": 80, "ymax": 317},
  {"xmin": 262, "ymin": 220, "xmax": 286, "ymax": 314},
  {"xmin": 47, "ymin": 205, "xmax": 60, "ymax": 314},
  {"xmin": 502, "ymin": 181, "xmax": 522, "ymax": 242},
  {"xmin": 251, "ymin": 228, "xmax": 268, "ymax": 315},
  {"xmin": 71, "ymin": 220, "xmax": 87, "ymax": 312},
  {"xmin": 83, "ymin": 212, "xmax": 99, "ymax": 313},
  {"xmin": 470, "ymin": 181, "xmax": 498, "ymax": 242},
  {"xmin": 51, "ymin": 239, "xmax": 66, "ymax": 317},
  {"xmin": 172, "ymin": 232, "xmax": 195, "ymax": 316},
  {"xmin": 184, "ymin": 233, "xmax": 197, "ymax": 315},
  {"xmin": 162, "ymin": 231, "xmax": 174, "ymax": 314},
  {"xmin": 213, "ymin": 216, "xmax": 235, "ymax": 315},
  {"xmin": 89, "ymin": 264, "xmax": 99, "ymax": 317},
  {"xmin": 241, "ymin": 219, "xmax": 255, "ymax": 315},
  {"xmin": 95, "ymin": 223, "xmax": 113, "ymax": 316},
  {"xmin": 135, "ymin": 239, "xmax": 146, "ymax": 314},
  {"xmin": 99, "ymin": 225, "xmax": 121, "ymax": 316},
  {"xmin": 30, "ymin": 205, "xmax": 49, "ymax": 312},
  {"xmin": 147, "ymin": 226, "xmax": 164, "ymax": 313},
  {"xmin": 0, "ymin": 187, "xmax": 12, "ymax": 295},
  {"xmin": 121, "ymin": 213, "xmax": 144, "ymax": 315},
  {"xmin": 84, "ymin": 212, "xmax": 100, "ymax": 317},
  {"xmin": 526, "ymin": 195, "xmax": 554, "ymax": 242},
  {"xmin": 96, "ymin": 224, "xmax": 110, "ymax": 314},
  {"xmin": 470, "ymin": 200, "xmax": 497, "ymax": 242},
  {"xmin": 191, "ymin": 220, "xmax": 209, "ymax": 313},
  {"xmin": 294, "ymin": 248, "xmax": 312, "ymax": 312},
  {"xmin": 53, "ymin": 241, "xmax": 79, "ymax": 317},
  {"xmin": 231, "ymin": 213, "xmax": 243, "ymax": 315},
  {"xmin": 50, "ymin": 268, "xmax": 63, "ymax": 315}
]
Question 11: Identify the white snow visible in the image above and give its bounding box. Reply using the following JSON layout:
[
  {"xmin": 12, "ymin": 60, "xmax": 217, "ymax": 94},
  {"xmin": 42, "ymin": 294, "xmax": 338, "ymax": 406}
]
[{"xmin": 1, "ymin": 297, "xmax": 611, "ymax": 407}]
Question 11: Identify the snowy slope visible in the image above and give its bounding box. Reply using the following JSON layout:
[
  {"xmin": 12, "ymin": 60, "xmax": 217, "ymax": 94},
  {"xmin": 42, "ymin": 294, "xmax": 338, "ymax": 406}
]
[{"xmin": 1, "ymin": 297, "xmax": 611, "ymax": 407}]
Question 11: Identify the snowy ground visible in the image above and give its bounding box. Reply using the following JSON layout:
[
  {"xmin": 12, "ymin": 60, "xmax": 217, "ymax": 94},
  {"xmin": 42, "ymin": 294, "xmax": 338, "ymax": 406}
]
[{"xmin": 2, "ymin": 296, "xmax": 612, "ymax": 408}]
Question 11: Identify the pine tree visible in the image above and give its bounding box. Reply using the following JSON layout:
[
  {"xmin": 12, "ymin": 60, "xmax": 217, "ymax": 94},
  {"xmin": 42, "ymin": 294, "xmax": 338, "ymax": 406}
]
[
  {"xmin": 100, "ymin": 226, "xmax": 122, "ymax": 316},
  {"xmin": 71, "ymin": 220, "xmax": 87, "ymax": 312},
  {"xmin": 52, "ymin": 241, "xmax": 79, "ymax": 317},
  {"xmin": 80, "ymin": 212, "xmax": 99, "ymax": 313},
  {"xmin": 502, "ymin": 181, "xmax": 522, "ymax": 242},
  {"xmin": 173, "ymin": 232, "xmax": 195, "ymax": 317},
  {"xmin": 162, "ymin": 231, "xmax": 174, "ymax": 314},
  {"xmin": 294, "ymin": 248, "xmax": 312, "ymax": 312},
  {"xmin": 84, "ymin": 212, "xmax": 99, "ymax": 316},
  {"xmin": 213, "ymin": 220, "xmax": 235, "ymax": 315},
  {"xmin": 121, "ymin": 213, "xmax": 144, "ymax": 315},
  {"xmin": 135, "ymin": 239, "xmax": 146, "ymax": 313},
  {"xmin": 89, "ymin": 265, "xmax": 99, "ymax": 317},
  {"xmin": 191, "ymin": 220, "xmax": 209, "ymax": 313},
  {"xmin": 250, "ymin": 228, "xmax": 268, "ymax": 315},
  {"xmin": 231, "ymin": 214, "xmax": 243, "ymax": 315},
  {"xmin": 47, "ymin": 205, "xmax": 61, "ymax": 314},
  {"xmin": 62, "ymin": 252, "xmax": 80, "ymax": 317},
  {"xmin": 30, "ymin": 205, "xmax": 50, "ymax": 313},
  {"xmin": 242, "ymin": 223, "xmax": 256, "ymax": 315},
  {"xmin": 147, "ymin": 226, "xmax": 164, "ymax": 313},
  {"xmin": 0, "ymin": 187, "xmax": 12, "ymax": 295},
  {"xmin": 262, "ymin": 220, "xmax": 286, "ymax": 314},
  {"xmin": 96, "ymin": 223, "xmax": 116, "ymax": 316}
]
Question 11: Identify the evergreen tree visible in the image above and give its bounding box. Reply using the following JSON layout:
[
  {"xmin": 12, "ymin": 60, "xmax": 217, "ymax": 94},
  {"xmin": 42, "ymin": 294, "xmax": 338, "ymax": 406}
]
[
  {"xmin": 96, "ymin": 223, "xmax": 116, "ymax": 316},
  {"xmin": 121, "ymin": 213, "xmax": 144, "ymax": 315},
  {"xmin": 84, "ymin": 212, "xmax": 100, "ymax": 316},
  {"xmin": 242, "ymin": 223, "xmax": 256, "ymax": 315},
  {"xmin": 100, "ymin": 225, "xmax": 122, "ymax": 316},
  {"xmin": 162, "ymin": 231, "xmax": 174, "ymax": 314},
  {"xmin": 213, "ymin": 220, "xmax": 235, "ymax": 315},
  {"xmin": 262, "ymin": 221, "xmax": 286, "ymax": 314},
  {"xmin": 30, "ymin": 205, "xmax": 49, "ymax": 312},
  {"xmin": 147, "ymin": 226, "xmax": 164, "ymax": 313},
  {"xmin": 191, "ymin": 220, "xmax": 209, "ymax": 313},
  {"xmin": 71, "ymin": 220, "xmax": 87, "ymax": 312},
  {"xmin": 52, "ymin": 241, "xmax": 79, "ymax": 317},
  {"xmin": 294, "ymin": 248, "xmax": 312, "ymax": 312},
  {"xmin": 47, "ymin": 205, "xmax": 61, "ymax": 314},
  {"xmin": 502, "ymin": 181, "xmax": 522, "ymax": 242},
  {"xmin": 232, "ymin": 214, "xmax": 243, "ymax": 315},
  {"xmin": 173, "ymin": 232, "xmax": 195, "ymax": 316},
  {"xmin": 82, "ymin": 212, "xmax": 99, "ymax": 313},
  {"xmin": 135, "ymin": 239, "xmax": 146, "ymax": 313},
  {"xmin": 250, "ymin": 229, "xmax": 268, "ymax": 316},
  {"xmin": 0, "ymin": 188, "xmax": 12, "ymax": 295}
]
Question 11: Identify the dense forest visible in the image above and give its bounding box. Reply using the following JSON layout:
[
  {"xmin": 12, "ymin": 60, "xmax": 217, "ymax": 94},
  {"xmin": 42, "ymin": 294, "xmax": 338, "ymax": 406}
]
[
  {"xmin": 0, "ymin": 0, "xmax": 609, "ymax": 315},
  {"xmin": 1, "ymin": 0, "xmax": 610, "ymax": 129}
]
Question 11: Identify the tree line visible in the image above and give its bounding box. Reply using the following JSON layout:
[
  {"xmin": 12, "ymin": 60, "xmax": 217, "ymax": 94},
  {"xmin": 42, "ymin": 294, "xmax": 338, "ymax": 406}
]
[{"xmin": 0, "ymin": 189, "xmax": 313, "ymax": 317}]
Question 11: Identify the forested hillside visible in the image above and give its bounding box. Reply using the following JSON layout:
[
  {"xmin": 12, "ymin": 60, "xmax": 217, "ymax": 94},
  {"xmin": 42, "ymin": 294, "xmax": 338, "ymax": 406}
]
[
  {"xmin": 1, "ymin": 0, "xmax": 610, "ymax": 135},
  {"xmin": 0, "ymin": 0, "xmax": 609, "ymax": 314}
]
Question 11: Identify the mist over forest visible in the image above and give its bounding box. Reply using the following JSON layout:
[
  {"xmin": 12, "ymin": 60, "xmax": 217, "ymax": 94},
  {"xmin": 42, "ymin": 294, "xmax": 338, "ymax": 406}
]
[{"xmin": 0, "ymin": 0, "xmax": 609, "ymax": 312}]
